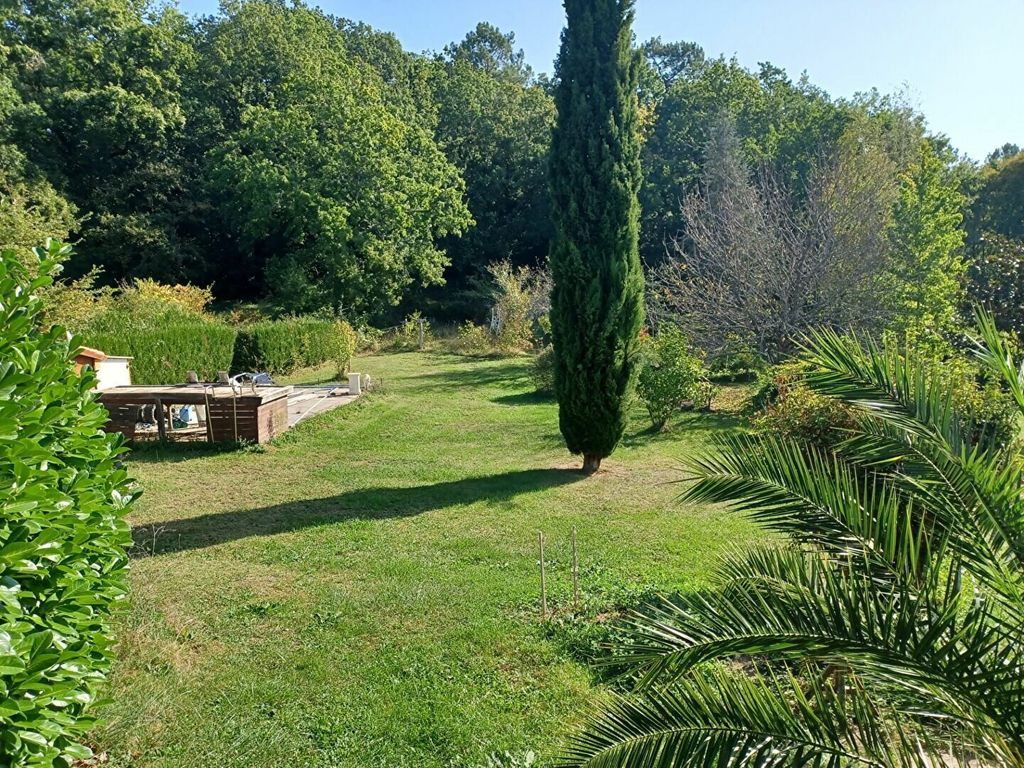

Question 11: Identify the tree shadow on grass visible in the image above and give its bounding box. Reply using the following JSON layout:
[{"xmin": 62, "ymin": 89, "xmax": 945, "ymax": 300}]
[
  {"xmin": 492, "ymin": 391, "xmax": 555, "ymax": 406},
  {"xmin": 620, "ymin": 410, "xmax": 745, "ymax": 448},
  {"xmin": 133, "ymin": 468, "xmax": 582, "ymax": 555},
  {"xmin": 409, "ymin": 361, "xmax": 529, "ymax": 393},
  {"xmin": 125, "ymin": 441, "xmax": 264, "ymax": 465}
]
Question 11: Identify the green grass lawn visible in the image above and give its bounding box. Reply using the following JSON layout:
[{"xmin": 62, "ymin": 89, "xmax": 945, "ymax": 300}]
[{"xmin": 95, "ymin": 352, "xmax": 760, "ymax": 767}]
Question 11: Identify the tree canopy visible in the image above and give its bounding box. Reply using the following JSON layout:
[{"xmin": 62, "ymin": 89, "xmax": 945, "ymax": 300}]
[
  {"xmin": 0, "ymin": 0, "xmax": 1013, "ymax": 329},
  {"xmin": 195, "ymin": 2, "xmax": 471, "ymax": 317},
  {"xmin": 427, "ymin": 25, "xmax": 555, "ymax": 318}
]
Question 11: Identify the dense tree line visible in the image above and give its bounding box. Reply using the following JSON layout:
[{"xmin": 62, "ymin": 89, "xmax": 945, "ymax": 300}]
[{"xmin": 1, "ymin": 0, "xmax": 1020, "ymax": 327}]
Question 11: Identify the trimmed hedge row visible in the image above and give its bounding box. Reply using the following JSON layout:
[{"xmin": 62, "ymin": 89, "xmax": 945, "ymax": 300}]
[
  {"xmin": 87, "ymin": 318, "xmax": 357, "ymax": 384},
  {"xmin": 232, "ymin": 319, "xmax": 357, "ymax": 376},
  {"xmin": 88, "ymin": 322, "xmax": 238, "ymax": 386},
  {"xmin": 1, "ymin": 242, "xmax": 137, "ymax": 765}
]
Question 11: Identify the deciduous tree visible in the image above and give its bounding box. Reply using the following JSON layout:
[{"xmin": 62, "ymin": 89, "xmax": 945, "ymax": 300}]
[
  {"xmin": 652, "ymin": 113, "xmax": 898, "ymax": 361},
  {"xmin": 0, "ymin": 0, "xmax": 195, "ymax": 281},
  {"xmin": 430, "ymin": 25, "xmax": 555, "ymax": 317},
  {"xmin": 195, "ymin": 2, "xmax": 471, "ymax": 318},
  {"xmin": 884, "ymin": 139, "xmax": 968, "ymax": 341}
]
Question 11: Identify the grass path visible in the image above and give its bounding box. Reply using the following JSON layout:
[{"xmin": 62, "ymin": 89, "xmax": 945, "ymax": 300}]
[{"xmin": 96, "ymin": 352, "xmax": 759, "ymax": 767}]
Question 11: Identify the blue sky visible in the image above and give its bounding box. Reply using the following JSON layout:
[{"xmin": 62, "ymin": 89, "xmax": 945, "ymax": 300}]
[{"xmin": 177, "ymin": 0, "xmax": 1023, "ymax": 161}]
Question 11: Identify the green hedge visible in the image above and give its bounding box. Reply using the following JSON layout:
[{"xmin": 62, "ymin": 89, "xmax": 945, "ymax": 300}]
[
  {"xmin": 89, "ymin": 322, "xmax": 238, "ymax": 385},
  {"xmin": 232, "ymin": 319, "xmax": 356, "ymax": 376},
  {"xmin": 0, "ymin": 242, "xmax": 137, "ymax": 765},
  {"xmin": 84, "ymin": 317, "xmax": 356, "ymax": 384}
]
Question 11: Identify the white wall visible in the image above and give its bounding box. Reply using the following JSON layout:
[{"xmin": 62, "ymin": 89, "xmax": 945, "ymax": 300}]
[{"xmin": 95, "ymin": 357, "xmax": 132, "ymax": 390}]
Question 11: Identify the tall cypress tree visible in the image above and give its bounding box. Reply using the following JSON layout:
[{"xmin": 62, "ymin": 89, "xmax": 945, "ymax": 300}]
[{"xmin": 549, "ymin": 0, "xmax": 644, "ymax": 474}]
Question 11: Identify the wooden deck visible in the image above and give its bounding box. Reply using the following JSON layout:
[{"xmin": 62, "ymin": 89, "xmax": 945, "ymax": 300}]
[
  {"xmin": 287, "ymin": 386, "xmax": 358, "ymax": 426},
  {"xmin": 98, "ymin": 383, "xmax": 357, "ymax": 443},
  {"xmin": 100, "ymin": 384, "xmax": 292, "ymax": 443},
  {"xmin": 99, "ymin": 384, "xmax": 293, "ymax": 406}
]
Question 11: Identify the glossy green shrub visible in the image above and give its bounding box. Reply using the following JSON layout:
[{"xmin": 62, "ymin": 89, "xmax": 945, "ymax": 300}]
[
  {"xmin": 636, "ymin": 327, "xmax": 715, "ymax": 430},
  {"xmin": 0, "ymin": 241, "xmax": 136, "ymax": 766},
  {"xmin": 88, "ymin": 322, "xmax": 237, "ymax": 385}
]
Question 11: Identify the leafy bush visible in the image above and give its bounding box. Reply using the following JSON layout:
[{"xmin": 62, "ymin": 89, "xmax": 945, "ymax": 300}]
[
  {"xmin": 689, "ymin": 380, "xmax": 717, "ymax": 411},
  {"xmin": 309, "ymin": 319, "xmax": 357, "ymax": 375},
  {"xmin": 233, "ymin": 319, "xmax": 356, "ymax": 377},
  {"xmin": 920, "ymin": 342, "xmax": 1021, "ymax": 450},
  {"xmin": 532, "ymin": 345, "xmax": 556, "ymax": 395},
  {"xmin": 120, "ymin": 278, "xmax": 213, "ymax": 318},
  {"xmin": 752, "ymin": 347, "xmax": 1021, "ymax": 452},
  {"xmin": 64, "ymin": 277, "xmax": 215, "ymax": 337},
  {"xmin": 750, "ymin": 360, "xmax": 857, "ymax": 448},
  {"xmin": 39, "ymin": 267, "xmax": 114, "ymax": 331},
  {"xmin": 488, "ymin": 261, "xmax": 542, "ymax": 353},
  {"xmin": 448, "ymin": 321, "xmax": 494, "ymax": 355},
  {"xmin": 0, "ymin": 241, "xmax": 137, "ymax": 766},
  {"xmin": 707, "ymin": 333, "xmax": 764, "ymax": 381},
  {"xmin": 354, "ymin": 325, "xmax": 385, "ymax": 354},
  {"xmin": 486, "ymin": 261, "xmax": 551, "ymax": 354},
  {"xmin": 399, "ymin": 312, "xmax": 431, "ymax": 350},
  {"xmin": 89, "ymin": 322, "xmax": 238, "ymax": 385},
  {"xmin": 636, "ymin": 327, "xmax": 715, "ymax": 430},
  {"xmin": 373, "ymin": 312, "xmax": 432, "ymax": 352}
]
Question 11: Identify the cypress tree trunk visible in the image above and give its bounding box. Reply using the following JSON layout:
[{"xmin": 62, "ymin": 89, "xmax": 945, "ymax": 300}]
[{"xmin": 549, "ymin": 0, "xmax": 644, "ymax": 474}]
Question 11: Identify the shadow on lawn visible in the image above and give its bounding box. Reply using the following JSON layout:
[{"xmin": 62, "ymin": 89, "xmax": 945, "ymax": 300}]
[
  {"xmin": 620, "ymin": 410, "xmax": 745, "ymax": 448},
  {"xmin": 492, "ymin": 391, "xmax": 555, "ymax": 406},
  {"xmin": 125, "ymin": 441, "xmax": 264, "ymax": 465},
  {"xmin": 410, "ymin": 361, "xmax": 529, "ymax": 393},
  {"xmin": 133, "ymin": 468, "xmax": 581, "ymax": 555}
]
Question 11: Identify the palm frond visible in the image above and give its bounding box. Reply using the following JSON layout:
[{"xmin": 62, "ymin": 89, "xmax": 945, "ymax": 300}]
[
  {"xmin": 571, "ymin": 322, "xmax": 1024, "ymax": 768},
  {"xmin": 561, "ymin": 665, "xmax": 930, "ymax": 768},
  {"xmin": 831, "ymin": 417, "xmax": 1024, "ymax": 607},
  {"xmin": 971, "ymin": 308, "xmax": 1024, "ymax": 414},
  {"xmin": 778, "ymin": 324, "xmax": 1024, "ymax": 606},
  {"xmin": 683, "ymin": 432, "xmax": 933, "ymax": 582},
  {"xmin": 899, "ymin": 437, "xmax": 1024, "ymax": 606},
  {"xmin": 614, "ymin": 550, "xmax": 1024, "ymax": 742},
  {"xmin": 799, "ymin": 328, "xmax": 963, "ymax": 450}
]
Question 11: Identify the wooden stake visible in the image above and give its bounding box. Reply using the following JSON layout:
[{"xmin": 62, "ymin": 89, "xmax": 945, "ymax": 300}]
[
  {"xmin": 572, "ymin": 526, "xmax": 579, "ymax": 610},
  {"xmin": 539, "ymin": 531, "xmax": 547, "ymax": 620},
  {"xmin": 203, "ymin": 386, "xmax": 214, "ymax": 444},
  {"xmin": 417, "ymin": 318, "xmax": 425, "ymax": 350}
]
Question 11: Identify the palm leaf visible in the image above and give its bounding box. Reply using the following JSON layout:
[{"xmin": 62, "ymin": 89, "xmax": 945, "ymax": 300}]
[
  {"xmin": 798, "ymin": 328, "xmax": 963, "ymax": 450},
  {"xmin": 570, "ymin": 321, "xmax": 1024, "ymax": 767},
  {"xmin": 561, "ymin": 666, "xmax": 928, "ymax": 768},
  {"xmin": 614, "ymin": 550, "xmax": 1024, "ymax": 745},
  {"xmin": 970, "ymin": 308, "xmax": 1024, "ymax": 414},
  {"xmin": 683, "ymin": 433, "xmax": 934, "ymax": 582}
]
